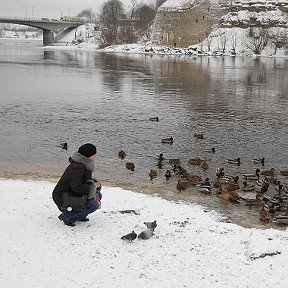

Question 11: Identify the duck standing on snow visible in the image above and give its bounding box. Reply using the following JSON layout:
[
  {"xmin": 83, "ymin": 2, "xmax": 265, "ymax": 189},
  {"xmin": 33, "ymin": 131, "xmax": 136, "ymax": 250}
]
[
  {"xmin": 121, "ymin": 231, "xmax": 137, "ymax": 242},
  {"xmin": 144, "ymin": 220, "xmax": 157, "ymax": 231}
]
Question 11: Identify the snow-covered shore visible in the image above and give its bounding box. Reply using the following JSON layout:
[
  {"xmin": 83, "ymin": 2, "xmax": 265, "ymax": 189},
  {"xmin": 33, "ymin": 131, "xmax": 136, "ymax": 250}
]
[{"xmin": 1, "ymin": 178, "xmax": 287, "ymax": 288}]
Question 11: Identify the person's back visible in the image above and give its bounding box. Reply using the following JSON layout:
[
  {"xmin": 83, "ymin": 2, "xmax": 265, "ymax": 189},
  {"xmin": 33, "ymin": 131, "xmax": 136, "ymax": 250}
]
[{"xmin": 52, "ymin": 143, "xmax": 102, "ymax": 226}]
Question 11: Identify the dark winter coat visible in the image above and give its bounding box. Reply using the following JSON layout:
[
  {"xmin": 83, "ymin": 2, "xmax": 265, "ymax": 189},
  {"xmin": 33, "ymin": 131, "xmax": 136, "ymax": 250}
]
[{"xmin": 52, "ymin": 151, "xmax": 97, "ymax": 211}]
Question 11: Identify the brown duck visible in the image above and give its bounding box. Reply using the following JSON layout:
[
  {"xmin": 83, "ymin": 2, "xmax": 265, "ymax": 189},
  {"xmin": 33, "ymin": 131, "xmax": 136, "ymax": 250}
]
[{"xmin": 125, "ymin": 162, "xmax": 135, "ymax": 172}]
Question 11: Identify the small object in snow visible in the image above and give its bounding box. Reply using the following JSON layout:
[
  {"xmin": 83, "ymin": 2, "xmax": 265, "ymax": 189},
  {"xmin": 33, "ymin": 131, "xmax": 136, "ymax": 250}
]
[
  {"xmin": 138, "ymin": 229, "xmax": 154, "ymax": 240},
  {"xmin": 144, "ymin": 220, "xmax": 157, "ymax": 231},
  {"xmin": 121, "ymin": 231, "xmax": 137, "ymax": 242}
]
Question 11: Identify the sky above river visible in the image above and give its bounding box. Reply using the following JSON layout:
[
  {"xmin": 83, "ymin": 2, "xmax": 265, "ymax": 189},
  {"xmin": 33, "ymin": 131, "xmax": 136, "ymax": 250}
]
[{"xmin": 0, "ymin": 0, "xmax": 133, "ymax": 19}]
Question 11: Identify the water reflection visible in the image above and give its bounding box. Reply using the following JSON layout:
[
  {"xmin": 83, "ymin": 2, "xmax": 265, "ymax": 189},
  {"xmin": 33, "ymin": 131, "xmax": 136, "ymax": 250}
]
[{"xmin": 43, "ymin": 50, "xmax": 54, "ymax": 60}]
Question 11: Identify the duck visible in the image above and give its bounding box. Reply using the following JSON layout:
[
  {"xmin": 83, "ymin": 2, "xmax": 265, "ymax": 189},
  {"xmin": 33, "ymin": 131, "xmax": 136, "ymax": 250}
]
[
  {"xmin": 218, "ymin": 186, "xmax": 240, "ymax": 203},
  {"xmin": 149, "ymin": 169, "xmax": 158, "ymax": 180},
  {"xmin": 205, "ymin": 147, "xmax": 215, "ymax": 153},
  {"xmin": 59, "ymin": 142, "xmax": 68, "ymax": 150},
  {"xmin": 280, "ymin": 170, "xmax": 288, "ymax": 177},
  {"xmin": 172, "ymin": 164, "xmax": 187, "ymax": 177},
  {"xmin": 194, "ymin": 133, "xmax": 205, "ymax": 139},
  {"xmin": 229, "ymin": 190, "xmax": 241, "ymax": 203},
  {"xmin": 259, "ymin": 206, "xmax": 270, "ymax": 222},
  {"xmin": 161, "ymin": 137, "xmax": 173, "ymax": 144},
  {"xmin": 157, "ymin": 153, "xmax": 165, "ymax": 161},
  {"xmin": 201, "ymin": 161, "xmax": 209, "ymax": 170},
  {"xmin": 184, "ymin": 173, "xmax": 202, "ymax": 185},
  {"xmin": 261, "ymin": 168, "xmax": 275, "ymax": 177},
  {"xmin": 118, "ymin": 150, "xmax": 126, "ymax": 160},
  {"xmin": 243, "ymin": 168, "xmax": 260, "ymax": 181},
  {"xmin": 252, "ymin": 157, "xmax": 265, "ymax": 166},
  {"xmin": 276, "ymin": 181, "xmax": 284, "ymax": 196},
  {"xmin": 219, "ymin": 176, "xmax": 233, "ymax": 184},
  {"xmin": 213, "ymin": 178, "xmax": 221, "ymax": 188},
  {"xmin": 227, "ymin": 157, "xmax": 241, "ymax": 166},
  {"xmin": 225, "ymin": 176, "xmax": 240, "ymax": 191},
  {"xmin": 177, "ymin": 180, "xmax": 191, "ymax": 191},
  {"xmin": 215, "ymin": 167, "xmax": 225, "ymax": 178},
  {"xmin": 169, "ymin": 159, "xmax": 180, "ymax": 165},
  {"xmin": 244, "ymin": 193, "xmax": 263, "ymax": 206},
  {"xmin": 258, "ymin": 178, "xmax": 270, "ymax": 193},
  {"xmin": 157, "ymin": 160, "xmax": 163, "ymax": 169},
  {"xmin": 149, "ymin": 117, "xmax": 159, "ymax": 122},
  {"xmin": 125, "ymin": 162, "xmax": 135, "ymax": 172},
  {"xmin": 165, "ymin": 170, "xmax": 172, "ymax": 180},
  {"xmin": 197, "ymin": 178, "xmax": 212, "ymax": 194},
  {"xmin": 274, "ymin": 215, "xmax": 288, "ymax": 225},
  {"xmin": 218, "ymin": 187, "xmax": 231, "ymax": 201},
  {"xmin": 242, "ymin": 181, "xmax": 255, "ymax": 192},
  {"xmin": 188, "ymin": 158, "xmax": 204, "ymax": 166}
]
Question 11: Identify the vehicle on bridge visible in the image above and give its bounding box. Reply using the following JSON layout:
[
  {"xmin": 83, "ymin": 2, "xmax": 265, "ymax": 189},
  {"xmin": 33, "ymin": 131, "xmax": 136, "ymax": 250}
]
[{"xmin": 60, "ymin": 16, "xmax": 88, "ymax": 23}]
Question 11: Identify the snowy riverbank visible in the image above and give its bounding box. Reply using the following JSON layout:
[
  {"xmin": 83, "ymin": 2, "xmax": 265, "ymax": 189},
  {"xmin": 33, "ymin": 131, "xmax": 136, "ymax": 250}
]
[{"xmin": 1, "ymin": 178, "xmax": 287, "ymax": 288}]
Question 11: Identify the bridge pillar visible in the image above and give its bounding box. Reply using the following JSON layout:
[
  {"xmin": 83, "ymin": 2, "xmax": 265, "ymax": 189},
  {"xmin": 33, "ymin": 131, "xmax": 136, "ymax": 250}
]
[{"xmin": 43, "ymin": 29, "xmax": 54, "ymax": 46}]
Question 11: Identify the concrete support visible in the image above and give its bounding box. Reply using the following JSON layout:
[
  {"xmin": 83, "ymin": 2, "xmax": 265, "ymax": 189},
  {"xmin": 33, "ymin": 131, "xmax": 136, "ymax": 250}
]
[{"xmin": 43, "ymin": 29, "xmax": 54, "ymax": 46}]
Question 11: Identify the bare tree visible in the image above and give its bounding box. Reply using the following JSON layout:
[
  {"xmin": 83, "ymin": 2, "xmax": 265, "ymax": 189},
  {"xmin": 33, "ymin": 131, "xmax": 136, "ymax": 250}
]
[
  {"xmin": 269, "ymin": 30, "xmax": 288, "ymax": 55},
  {"xmin": 77, "ymin": 8, "xmax": 96, "ymax": 23},
  {"xmin": 98, "ymin": 0, "xmax": 126, "ymax": 46},
  {"xmin": 245, "ymin": 28, "xmax": 269, "ymax": 55},
  {"xmin": 206, "ymin": 36, "xmax": 212, "ymax": 52},
  {"xmin": 133, "ymin": 3, "xmax": 156, "ymax": 40},
  {"xmin": 129, "ymin": 0, "xmax": 137, "ymax": 19},
  {"xmin": 219, "ymin": 31, "xmax": 227, "ymax": 53},
  {"xmin": 231, "ymin": 32, "xmax": 237, "ymax": 55}
]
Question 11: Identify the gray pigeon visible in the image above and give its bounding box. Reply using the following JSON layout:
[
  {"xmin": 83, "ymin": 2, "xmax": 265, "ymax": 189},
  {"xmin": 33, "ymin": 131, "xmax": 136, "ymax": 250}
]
[
  {"xmin": 138, "ymin": 229, "xmax": 154, "ymax": 240},
  {"xmin": 121, "ymin": 231, "xmax": 137, "ymax": 242},
  {"xmin": 144, "ymin": 220, "xmax": 157, "ymax": 231}
]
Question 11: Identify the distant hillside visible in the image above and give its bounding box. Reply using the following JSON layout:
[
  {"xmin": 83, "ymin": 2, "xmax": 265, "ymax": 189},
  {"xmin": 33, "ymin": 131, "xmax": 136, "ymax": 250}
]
[{"xmin": 151, "ymin": 0, "xmax": 288, "ymax": 56}]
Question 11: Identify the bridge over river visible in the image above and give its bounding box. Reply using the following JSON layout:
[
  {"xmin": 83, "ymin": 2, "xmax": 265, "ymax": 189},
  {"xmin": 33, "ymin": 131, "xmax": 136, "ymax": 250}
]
[{"xmin": 0, "ymin": 16, "xmax": 87, "ymax": 45}]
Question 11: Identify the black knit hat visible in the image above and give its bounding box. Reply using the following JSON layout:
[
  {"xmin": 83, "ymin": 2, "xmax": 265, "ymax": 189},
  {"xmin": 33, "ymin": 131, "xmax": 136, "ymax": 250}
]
[{"xmin": 78, "ymin": 143, "xmax": 97, "ymax": 158}]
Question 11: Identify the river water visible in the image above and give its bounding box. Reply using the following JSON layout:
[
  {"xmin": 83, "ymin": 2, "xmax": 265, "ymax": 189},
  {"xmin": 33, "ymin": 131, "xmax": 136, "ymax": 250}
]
[{"xmin": 1, "ymin": 39, "xmax": 288, "ymax": 229}]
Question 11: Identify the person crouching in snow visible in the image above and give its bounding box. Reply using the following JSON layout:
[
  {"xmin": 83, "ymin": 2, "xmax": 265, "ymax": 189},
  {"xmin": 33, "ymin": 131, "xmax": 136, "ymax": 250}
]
[{"xmin": 52, "ymin": 143, "xmax": 102, "ymax": 226}]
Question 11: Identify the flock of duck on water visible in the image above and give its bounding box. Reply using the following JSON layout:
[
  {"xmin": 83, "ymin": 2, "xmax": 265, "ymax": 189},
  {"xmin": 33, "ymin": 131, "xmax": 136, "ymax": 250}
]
[
  {"xmin": 60, "ymin": 118, "xmax": 288, "ymax": 226},
  {"xmin": 117, "ymin": 117, "xmax": 288, "ymax": 226}
]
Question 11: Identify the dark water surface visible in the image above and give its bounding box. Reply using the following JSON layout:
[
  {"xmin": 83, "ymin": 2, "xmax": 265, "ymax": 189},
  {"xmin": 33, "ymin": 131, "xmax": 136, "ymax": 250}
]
[{"xmin": 1, "ymin": 39, "xmax": 288, "ymax": 229}]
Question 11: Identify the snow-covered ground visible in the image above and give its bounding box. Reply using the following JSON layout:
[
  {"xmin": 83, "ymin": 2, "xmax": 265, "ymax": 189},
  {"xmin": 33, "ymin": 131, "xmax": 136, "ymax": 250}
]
[{"xmin": 0, "ymin": 178, "xmax": 287, "ymax": 288}]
